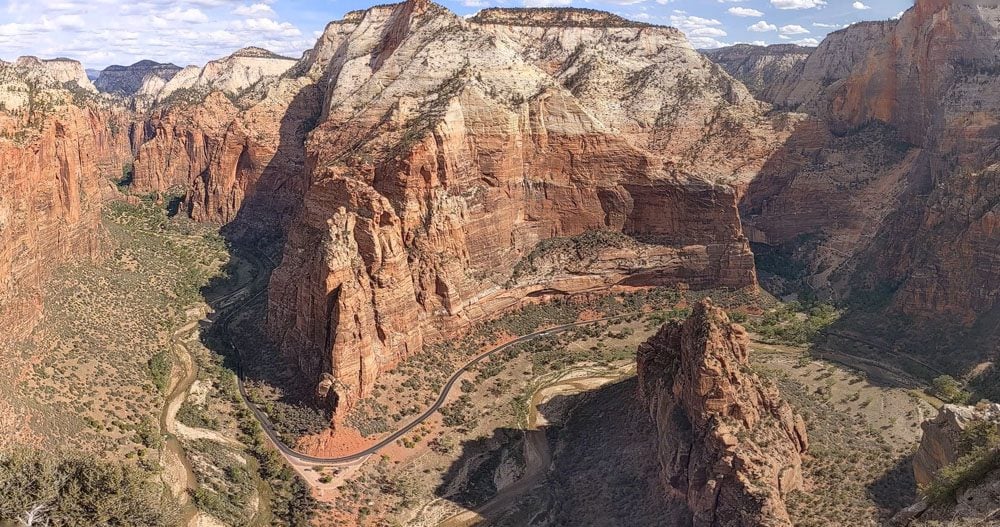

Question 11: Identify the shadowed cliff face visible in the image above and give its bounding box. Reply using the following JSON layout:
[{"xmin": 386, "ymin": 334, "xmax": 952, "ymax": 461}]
[
  {"xmin": 0, "ymin": 60, "xmax": 133, "ymax": 343},
  {"xmin": 255, "ymin": 0, "xmax": 789, "ymax": 416},
  {"xmin": 637, "ymin": 299, "xmax": 808, "ymax": 527},
  {"xmin": 719, "ymin": 0, "xmax": 1000, "ymax": 372}
]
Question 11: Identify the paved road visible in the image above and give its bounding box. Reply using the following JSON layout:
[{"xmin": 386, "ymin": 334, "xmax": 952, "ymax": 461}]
[{"xmin": 216, "ymin": 250, "xmax": 629, "ymax": 466}]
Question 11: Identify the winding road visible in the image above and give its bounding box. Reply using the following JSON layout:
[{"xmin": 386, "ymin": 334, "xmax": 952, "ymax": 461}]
[{"xmin": 215, "ymin": 250, "xmax": 631, "ymax": 467}]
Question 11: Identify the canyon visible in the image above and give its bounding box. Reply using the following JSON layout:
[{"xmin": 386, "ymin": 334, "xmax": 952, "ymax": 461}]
[{"xmin": 1, "ymin": 0, "xmax": 1000, "ymax": 524}]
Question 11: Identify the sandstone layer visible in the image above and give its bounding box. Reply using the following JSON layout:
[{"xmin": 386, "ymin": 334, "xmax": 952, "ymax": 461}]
[
  {"xmin": 637, "ymin": 299, "xmax": 808, "ymax": 527},
  {"xmin": 260, "ymin": 0, "xmax": 788, "ymax": 415}
]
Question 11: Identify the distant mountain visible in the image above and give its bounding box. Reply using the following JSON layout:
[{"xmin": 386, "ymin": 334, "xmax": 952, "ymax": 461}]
[{"xmin": 94, "ymin": 60, "xmax": 182, "ymax": 95}]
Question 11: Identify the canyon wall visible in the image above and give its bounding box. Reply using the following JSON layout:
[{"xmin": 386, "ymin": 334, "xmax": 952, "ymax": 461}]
[
  {"xmin": 131, "ymin": 48, "xmax": 321, "ymax": 234},
  {"xmin": 262, "ymin": 1, "xmax": 786, "ymax": 415},
  {"xmin": 716, "ymin": 0, "xmax": 1000, "ymax": 347},
  {"xmin": 637, "ymin": 299, "xmax": 808, "ymax": 527},
  {"xmin": 0, "ymin": 60, "xmax": 132, "ymax": 342},
  {"xmin": 702, "ymin": 44, "xmax": 813, "ymax": 104}
]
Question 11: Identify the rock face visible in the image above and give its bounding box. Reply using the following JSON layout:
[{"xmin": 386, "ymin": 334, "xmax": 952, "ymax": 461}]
[
  {"xmin": 154, "ymin": 47, "xmax": 298, "ymax": 103},
  {"xmin": 261, "ymin": 1, "xmax": 786, "ymax": 415},
  {"xmin": 131, "ymin": 48, "xmax": 320, "ymax": 232},
  {"xmin": 703, "ymin": 44, "xmax": 813, "ymax": 104},
  {"xmin": 739, "ymin": 0, "xmax": 1000, "ymax": 341},
  {"xmin": 913, "ymin": 403, "xmax": 1000, "ymax": 486},
  {"xmin": 0, "ymin": 59, "xmax": 131, "ymax": 342},
  {"xmin": 637, "ymin": 299, "xmax": 808, "ymax": 527},
  {"xmin": 8, "ymin": 56, "xmax": 97, "ymax": 92},
  {"xmin": 94, "ymin": 60, "xmax": 182, "ymax": 96}
]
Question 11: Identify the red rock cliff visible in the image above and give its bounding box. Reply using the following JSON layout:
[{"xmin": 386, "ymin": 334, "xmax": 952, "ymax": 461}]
[
  {"xmin": 637, "ymin": 299, "xmax": 808, "ymax": 527},
  {"xmin": 0, "ymin": 62, "xmax": 132, "ymax": 342}
]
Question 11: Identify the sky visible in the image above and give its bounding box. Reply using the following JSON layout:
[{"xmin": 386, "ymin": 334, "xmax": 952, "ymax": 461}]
[{"xmin": 0, "ymin": 0, "xmax": 913, "ymax": 69}]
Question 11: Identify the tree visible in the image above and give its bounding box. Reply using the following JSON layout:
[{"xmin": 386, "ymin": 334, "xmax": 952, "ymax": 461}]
[{"xmin": 931, "ymin": 375, "xmax": 971, "ymax": 404}]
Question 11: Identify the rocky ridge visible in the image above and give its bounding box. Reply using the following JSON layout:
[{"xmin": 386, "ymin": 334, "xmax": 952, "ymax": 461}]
[{"xmin": 637, "ymin": 299, "xmax": 808, "ymax": 527}]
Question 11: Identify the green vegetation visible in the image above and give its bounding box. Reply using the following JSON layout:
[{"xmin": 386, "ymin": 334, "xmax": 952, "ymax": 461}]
[
  {"xmin": 440, "ymin": 394, "xmax": 478, "ymax": 431},
  {"xmin": 929, "ymin": 375, "xmax": 972, "ymax": 404},
  {"xmin": 347, "ymin": 399, "xmax": 391, "ymax": 437},
  {"xmin": 185, "ymin": 439, "xmax": 258, "ymax": 526},
  {"xmin": 0, "ymin": 449, "xmax": 177, "ymax": 526},
  {"xmin": 335, "ymin": 456, "xmax": 422, "ymax": 517},
  {"xmin": 193, "ymin": 320, "xmax": 319, "ymax": 524},
  {"xmin": 748, "ymin": 301, "xmax": 839, "ymax": 345},
  {"xmin": 147, "ymin": 350, "xmax": 172, "ymax": 394},
  {"xmin": 923, "ymin": 417, "xmax": 1000, "ymax": 505}
]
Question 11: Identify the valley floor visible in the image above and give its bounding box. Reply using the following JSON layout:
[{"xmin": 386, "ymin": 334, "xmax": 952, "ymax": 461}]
[
  {"xmin": 0, "ymin": 196, "xmax": 943, "ymax": 527},
  {"xmin": 280, "ymin": 290, "xmax": 938, "ymax": 526}
]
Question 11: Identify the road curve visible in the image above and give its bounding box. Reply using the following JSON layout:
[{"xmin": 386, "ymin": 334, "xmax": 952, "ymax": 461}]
[{"xmin": 215, "ymin": 251, "xmax": 630, "ymax": 466}]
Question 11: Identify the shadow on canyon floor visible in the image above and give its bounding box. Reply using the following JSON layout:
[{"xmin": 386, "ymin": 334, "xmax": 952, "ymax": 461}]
[
  {"xmin": 436, "ymin": 378, "xmax": 686, "ymax": 527},
  {"xmin": 867, "ymin": 453, "xmax": 918, "ymax": 514},
  {"xmin": 192, "ymin": 85, "xmax": 332, "ymax": 441}
]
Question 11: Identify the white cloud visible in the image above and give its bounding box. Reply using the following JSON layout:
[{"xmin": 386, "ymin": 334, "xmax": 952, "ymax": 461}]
[
  {"xmin": 0, "ymin": 0, "xmax": 313, "ymax": 68},
  {"xmin": 780, "ymin": 24, "xmax": 809, "ymax": 34},
  {"xmin": 670, "ymin": 14, "xmax": 728, "ymax": 48},
  {"xmin": 770, "ymin": 0, "xmax": 827, "ymax": 9},
  {"xmin": 748, "ymin": 20, "xmax": 777, "ymax": 31},
  {"xmin": 690, "ymin": 37, "xmax": 728, "ymax": 48},
  {"xmin": 232, "ymin": 17, "xmax": 301, "ymax": 37},
  {"xmin": 852, "ymin": 1, "xmax": 871, "ymax": 9},
  {"xmin": 795, "ymin": 37, "xmax": 820, "ymax": 45},
  {"xmin": 812, "ymin": 22, "xmax": 842, "ymax": 28},
  {"xmin": 751, "ymin": 40, "xmax": 766, "ymax": 45},
  {"xmin": 892, "ymin": 10, "xmax": 906, "ymax": 18},
  {"xmin": 728, "ymin": 6, "xmax": 763, "ymax": 16},
  {"xmin": 233, "ymin": 3, "xmax": 274, "ymax": 16},
  {"xmin": 670, "ymin": 14, "xmax": 724, "ymax": 30},
  {"xmin": 159, "ymin": 7, "xmax": 209, "ymax": 24}
]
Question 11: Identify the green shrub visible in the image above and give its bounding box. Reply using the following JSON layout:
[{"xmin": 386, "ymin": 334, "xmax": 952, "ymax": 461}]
[
  {"xmin": 930, "ymin": 375, "xmax": 971, "ymax": 404},
  {"xmin": 147, "ymin": 350, "xmax": 172, "ymax": 394},
  {"xmin": 922, "ymin": 447, "xmax": 1000, "ymax": 505},
  {"xmin": 0, "ymin": 449, "xmax": 176, "ymax": 526}
]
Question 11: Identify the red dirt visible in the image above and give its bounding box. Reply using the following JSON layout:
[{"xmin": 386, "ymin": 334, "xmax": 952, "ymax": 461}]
[{"xmin": 297, "ymin": 425, "xmax": 378, "ymax": 458}]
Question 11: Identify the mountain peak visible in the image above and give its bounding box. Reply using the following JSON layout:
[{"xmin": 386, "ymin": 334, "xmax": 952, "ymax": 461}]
[{"xmin": 228, "ymin": 47, "xmax": 295, "ymax": 60}]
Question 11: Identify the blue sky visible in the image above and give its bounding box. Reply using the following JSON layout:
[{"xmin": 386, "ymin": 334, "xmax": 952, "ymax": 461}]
[{"xmin": 0, "ymin": 0, "xmax": 912, "ymax": 69}]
